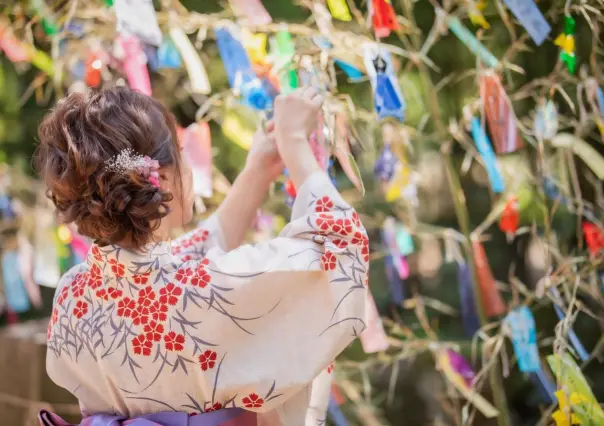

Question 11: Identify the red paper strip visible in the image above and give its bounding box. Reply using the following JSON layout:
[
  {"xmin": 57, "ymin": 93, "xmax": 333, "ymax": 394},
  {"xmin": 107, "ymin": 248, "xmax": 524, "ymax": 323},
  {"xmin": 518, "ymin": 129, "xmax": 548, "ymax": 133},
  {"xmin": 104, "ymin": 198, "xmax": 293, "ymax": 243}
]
[
  {"xmin": 371, "ymin": 0, "xmax": 399, "ymax": 38},
  {"xmin": 331, "ymin": 383, "xmax": 346, "ymax": 405},
  {"xmin": 583, "ymin": 222, "xmax": 604, "ymax": 256},
  {"xmin": 479, "ymin": 72, "xmax": 522, "ymax": 154},
  {"xmin": 85, "ymin": 53, "xmax": 102, "ymax": 88},
  {"xmin": 499, "ymin": 196, "xmax": 519, "ymax": 235},
  {"xmin": 228, "ymin": 0, "xmax": 272, "ymax": 26},
  {"xmin": 472, "ymin": 240, "xmax": 506, "ymax": 317}
]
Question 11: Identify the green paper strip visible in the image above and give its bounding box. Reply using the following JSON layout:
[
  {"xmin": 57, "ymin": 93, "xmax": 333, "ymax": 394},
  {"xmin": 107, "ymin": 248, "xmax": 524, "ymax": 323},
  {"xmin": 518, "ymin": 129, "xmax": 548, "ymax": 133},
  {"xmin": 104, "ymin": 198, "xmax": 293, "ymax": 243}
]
[{"xmin": 547, "ymin": 353, "xmax": 604, "ymax": 425}]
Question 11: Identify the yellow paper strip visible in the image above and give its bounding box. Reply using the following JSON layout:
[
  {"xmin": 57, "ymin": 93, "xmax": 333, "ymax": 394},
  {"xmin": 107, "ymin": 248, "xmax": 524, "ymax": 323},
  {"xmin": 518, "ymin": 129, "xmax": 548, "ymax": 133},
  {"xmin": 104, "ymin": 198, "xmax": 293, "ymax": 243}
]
[{"xmin": 223, "ymin": 112, "xmax": 254, "ymax": 150}]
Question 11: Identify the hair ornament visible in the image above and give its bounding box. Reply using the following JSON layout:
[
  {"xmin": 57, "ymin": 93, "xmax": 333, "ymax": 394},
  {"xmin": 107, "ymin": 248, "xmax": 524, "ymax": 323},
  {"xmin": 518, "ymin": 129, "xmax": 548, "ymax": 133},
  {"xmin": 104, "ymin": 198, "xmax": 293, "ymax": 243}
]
[{"xmin": 105, "ymin": 148, "xmax": 161, "ymax": 188}]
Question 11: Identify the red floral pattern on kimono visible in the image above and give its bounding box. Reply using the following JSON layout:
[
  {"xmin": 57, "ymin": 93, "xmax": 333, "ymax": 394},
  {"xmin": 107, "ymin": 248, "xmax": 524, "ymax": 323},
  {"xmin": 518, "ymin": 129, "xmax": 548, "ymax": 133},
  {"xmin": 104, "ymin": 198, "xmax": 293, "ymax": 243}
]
[{"xmin": 46, "ymin": 173, "xmax": 369, "ymax": 426}]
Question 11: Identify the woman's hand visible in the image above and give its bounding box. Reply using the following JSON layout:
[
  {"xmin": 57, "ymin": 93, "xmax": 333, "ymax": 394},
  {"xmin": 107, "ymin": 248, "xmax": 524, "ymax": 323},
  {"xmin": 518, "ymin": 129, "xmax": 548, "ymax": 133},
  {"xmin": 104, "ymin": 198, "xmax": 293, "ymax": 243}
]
[
  {"xmin": 273, "ymin": 87, "xmax": 324, "ymax": 189},
  {"xmin": 244, "ymin": 120, "xmax": 284, "ymax": 185}
]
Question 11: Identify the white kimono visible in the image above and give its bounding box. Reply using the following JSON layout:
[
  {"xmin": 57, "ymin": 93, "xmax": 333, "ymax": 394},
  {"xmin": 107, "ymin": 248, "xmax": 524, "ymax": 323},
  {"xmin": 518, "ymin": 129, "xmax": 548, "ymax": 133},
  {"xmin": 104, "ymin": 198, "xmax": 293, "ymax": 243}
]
[{"xmin": 46, "ymin": 172, "xmax": 369, "ymax": 426}]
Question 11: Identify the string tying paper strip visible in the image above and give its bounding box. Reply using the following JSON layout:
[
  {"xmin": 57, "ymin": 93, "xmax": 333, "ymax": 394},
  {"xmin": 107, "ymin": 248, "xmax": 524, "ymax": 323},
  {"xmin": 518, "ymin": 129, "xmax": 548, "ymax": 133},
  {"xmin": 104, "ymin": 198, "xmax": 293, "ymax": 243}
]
[{"xmin": 479, "ymin": 72, "xmax": 523, "ymax": 154}]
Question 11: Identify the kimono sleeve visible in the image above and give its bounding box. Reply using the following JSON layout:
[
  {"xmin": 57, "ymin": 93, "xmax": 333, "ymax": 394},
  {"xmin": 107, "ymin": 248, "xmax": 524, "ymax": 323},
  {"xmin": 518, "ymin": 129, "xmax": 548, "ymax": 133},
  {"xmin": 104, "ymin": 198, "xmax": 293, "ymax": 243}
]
[
  {"xmin": 171, "ymin": 214, "xmax": 226, "ymax": 259},
  {"xmin": 183, "ymin": 172, "xmax": 369, "ymax": 412}
]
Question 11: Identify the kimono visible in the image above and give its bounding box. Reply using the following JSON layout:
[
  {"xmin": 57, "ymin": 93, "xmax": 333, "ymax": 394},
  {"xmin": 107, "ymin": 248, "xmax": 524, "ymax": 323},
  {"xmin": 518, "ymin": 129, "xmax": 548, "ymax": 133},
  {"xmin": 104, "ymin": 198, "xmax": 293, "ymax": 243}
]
[{"xmin": 46, "ymin": 172, "xmax": 369, "ymax": 426}]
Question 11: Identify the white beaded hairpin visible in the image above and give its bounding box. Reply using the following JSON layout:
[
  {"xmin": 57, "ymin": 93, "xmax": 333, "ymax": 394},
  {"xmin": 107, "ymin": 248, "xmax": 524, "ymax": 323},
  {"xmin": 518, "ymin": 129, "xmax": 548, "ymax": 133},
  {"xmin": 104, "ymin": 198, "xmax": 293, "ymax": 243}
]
[{"xmin": 104, "ymin": 148, "xmax": 161, "ymax": 188}]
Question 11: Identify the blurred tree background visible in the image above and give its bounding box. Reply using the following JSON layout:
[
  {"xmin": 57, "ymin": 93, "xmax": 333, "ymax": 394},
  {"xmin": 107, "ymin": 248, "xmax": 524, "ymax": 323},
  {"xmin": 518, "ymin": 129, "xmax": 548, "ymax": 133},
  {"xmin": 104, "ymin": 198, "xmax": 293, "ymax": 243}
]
[{"xmin": 1, "ymin": 0, "xmax": 604, "ymax": 425}]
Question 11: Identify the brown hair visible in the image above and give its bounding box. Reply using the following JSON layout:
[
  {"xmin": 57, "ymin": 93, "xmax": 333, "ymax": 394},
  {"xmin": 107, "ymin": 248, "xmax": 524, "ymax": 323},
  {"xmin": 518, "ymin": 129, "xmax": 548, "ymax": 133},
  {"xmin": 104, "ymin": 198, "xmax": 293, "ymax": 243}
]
[{"xmin": 35, "ymin": 87, "xmax": 181, "ymax": 250}]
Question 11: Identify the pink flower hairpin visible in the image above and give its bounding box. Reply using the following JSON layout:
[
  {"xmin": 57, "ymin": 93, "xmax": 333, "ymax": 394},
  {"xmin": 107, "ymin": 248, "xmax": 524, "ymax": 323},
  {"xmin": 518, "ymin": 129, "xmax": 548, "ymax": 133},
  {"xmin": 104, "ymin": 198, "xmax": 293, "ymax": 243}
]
[{"xmin": 105, "ymin": 149, "xmax": 161, "ymax": 188}]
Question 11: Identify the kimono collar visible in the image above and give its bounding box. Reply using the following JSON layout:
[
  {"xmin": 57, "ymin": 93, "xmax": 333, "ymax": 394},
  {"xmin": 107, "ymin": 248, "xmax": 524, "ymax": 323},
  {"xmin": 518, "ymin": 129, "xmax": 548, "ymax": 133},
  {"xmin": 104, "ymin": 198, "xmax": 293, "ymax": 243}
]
[{"xmin": 86, "ymin": 241, "xmax": 175, "ymax": 280}]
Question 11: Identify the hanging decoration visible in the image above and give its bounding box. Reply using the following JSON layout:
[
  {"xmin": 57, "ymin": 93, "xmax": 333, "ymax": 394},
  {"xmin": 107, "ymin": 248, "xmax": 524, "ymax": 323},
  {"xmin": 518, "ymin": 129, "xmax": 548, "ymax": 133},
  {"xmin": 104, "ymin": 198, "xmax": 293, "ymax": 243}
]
[
  {"xmin": 115, "ymin": 35, "xmax": 152, "ymax": 96},
  {"xmin": 472, "ymin": 239, "xmax": 507, "ymax": 317},
  {"xmin": 169, "ymin": 28, "xmax": 211, "ymax": 94},
  {"xmin": 369, "ymin": 0, "xmax": 399, "ymax": 38},
  {"xmin": 468, "ymin": 114, "xmax": 506, "ymax": 193},
  {"xmin": 479, "ymin": 71, "xmax": 523, "ymax": 154},
  {"xmin": 499, "ymin": 196, "xmax": 519, "ymax": 240},
  {"xmin": 503, "ymin": 306, "xmax": 541, "ymax": 373},
  {"xmin": 269, "ymin": 30, "xmax": 299, "ymax": 95},
  {"xmin": 502, "ymin": 0, "xmax": 551, "ymax": 46},
  {"xmin": 359, "ymin": 292, "xmax": 390, "ymax": 353},
  {"xmin": 215, "ymin": 24, "xmax": 274, "ymax": 110},
  {"xmin": 441, "ymin": 10, "xmax": 499, "ymax": 68},
  {"xmin": 548, "ymin": 353, "xmax": 604, "ymax": 425},
  {"xmin": 363, "ymin": 44, "xmax": 406, "ymax": 121},
  {"xmin": 181, "ymin": 122, "xmax": 213, "ymax": 198},
  {"xmin": 533, "ymin": 99, "xmax": 559, "ymax": 141},
  {"xmin": 457, "ymin": 258, "xmax": 481, "ymax": 337},
  {"xmin": 156, "ymin": 37, "xmax": 182, "ymax": 69},
  {"xmin": 327, "ymin": 0, "xmax": 353, "ymax": 22},
  {"xmin": 227, "ymin": 0, "xmax": 272, "ymax": 26},
  {"xmin": 554, "ymin": 15, "xmax": 577, "ymax": 74},
  {"xmin": 466, "ymin": 0, "xmax": 489, "ymax": 29},
  {"xmin": 114, "ymin": 0, "xmax": 163, "ymax": 46},
  {"xmin": 436, "ymin": 349, "xmax": 499, "ymax": 418},
  {"xmin": 382, "ymin": 217, "xmax": 409, "ymax": 304},
  {"xmin": 583, "ymin": 222, "xmax": 604, "ymax": 256}
]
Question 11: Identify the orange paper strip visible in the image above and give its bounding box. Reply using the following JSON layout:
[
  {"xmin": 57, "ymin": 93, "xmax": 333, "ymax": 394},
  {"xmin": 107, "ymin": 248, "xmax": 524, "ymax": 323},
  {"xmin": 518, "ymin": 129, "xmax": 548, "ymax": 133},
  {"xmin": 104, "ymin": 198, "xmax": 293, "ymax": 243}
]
[{"xmin": 472, "ymin": 240, "xmax": 506, "ymax": 317}]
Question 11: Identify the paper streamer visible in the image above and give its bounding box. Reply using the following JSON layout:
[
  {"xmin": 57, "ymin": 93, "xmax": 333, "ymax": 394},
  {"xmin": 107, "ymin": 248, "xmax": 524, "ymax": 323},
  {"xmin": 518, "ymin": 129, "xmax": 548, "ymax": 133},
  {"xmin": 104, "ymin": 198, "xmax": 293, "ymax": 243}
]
[
  {"xmin": 362, "ymin": 43, "xmax": 406, "ymax": 121},
  {"xmin": 503, "ymin": 0, "xmax": 551, "ymax": 46},
  {"xmin": 359, "ymin": 292, "xmax": 390, "ymax": 353},
  {"xmin": 472, "ymin": 240, "xmax": 506, "ymax": 317},
  {"xmin": 369, "ymin": 0, "xmax": 399, "ymax": 38},
  {"xmin": 529, "ymin": 365, "xmax": 556, "ymax": 404},
  {"xmin": 157, "ymin": 37, "xmax": 182, "ymax": 69},
  {"xmin": 0, "ymin": 25, "xmax": 30, "ymax": 62},
  {"xmin": 169, "ymin": 28, "xmax": 211, "ymax": 94},
  {"xmin": 504, "ymin": 306, "xmax": 541, "ymax": 373},
  {"xmin": 480, "ymin": 72, "xmax": 523, "ymax": 154},
  {"xmin": 181, "ymin": 122, "xmax": 213, "ymax": 198},
  {"xmin": 384, "ymin": 255, "xmax": 405, "ymax": 305},
  {"xmin": 223, "ymin": 110, "xmax": 254, "ymax": 150},
  {"xmin": 327, "ymin": 0, "xmax": 352, "ymax": 21},
  {"xmin": 554, "ymin": 15, "xmax": 576, "ymax": 74},
  {"xmin": 270, "ymin": 31, "xmax": 299, "ymax": 94},
  {"xmin": 395, "ymin": 225, "xmax": 414, "ymax": 256},
  {"xmin": 583, "ymin": 222, "xmax": 604, "ymax": 256},
  {"xmin": 469, "ymin": 117, "xmax": 506, "ymax": 193},
  {"xmin": 547, "ymin": 353, "xmax": 604, "ymax": 425},
  {"xmin": 467, "ymin": 0, "xmax": 489, "ymax": 29},
  {"xmin": 215, "ymin": 25, "xmax": 273, "ymax": 110},
  {"xmin": 117, "ymin": 35, "xmax": 151, "ymax": 96},
  {"xmin": 552, "ymin": 133, "xmax": 604, "ymax": 180},
  {"xmin": 382, "ymin": 218, "xmax": 410, "ymax": 280},
  {"xmin": 437, "ymin": 349, "xmax": 499, "ymax": 418},
  {"xmin": 444, "ymin": 12, "xmax": 499, "ymax": 68},
  {"xmin": 457, "ymin": 261, "xmax": 481, "ymax": 337},
  {"xmin": 374, "ymin": 143, "xmax": 398, "ymax": 181},
  {"xmin": 499, "ymin": 196, "xmax": 519, "ymax": 237},
  {"xmin": 114, "ymin": 0, "xmax": 162, "ymax": 46},
  {"xmin": 228, "ymin": 0, "xmax": 272, "ymax": 26},
  {"xmin": 533, "ymin": 99, "xmax": 559, "ymax": 141},
  {"xmin": 328, "ymin": 396, "xmax": 350, "ymax": 426}
]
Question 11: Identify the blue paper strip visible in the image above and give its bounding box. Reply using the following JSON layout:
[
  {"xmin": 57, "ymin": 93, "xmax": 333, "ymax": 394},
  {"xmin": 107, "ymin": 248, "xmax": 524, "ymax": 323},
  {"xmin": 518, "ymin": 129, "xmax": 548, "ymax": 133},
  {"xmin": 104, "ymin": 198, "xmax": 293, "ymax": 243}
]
[
  {"xmin": 328, "ymin": 396, "xmax": 349, "ymax": 426},
  {"xmin": 384, "ymin": 254, "xmax": 405, "ymax": 305},
  {"xmin": 503, "ymin": 0, "xmax": 551, "ymax": 46},
  {"xmin": 504, "ymin": 306, "xmax": 541, "ymax": 373},
  {"xmin": 395, "ymin": 225, "xmax": 414, "ymax": 256},
  {"xmin": 157, "ymin": 37, "xmax": 182, "ymax": 69},
  {"xmin": 529, "ymin": 368, "xmax": 556, "ymax": 404},
  {"xmin": 215, "ymin": 26, "xmax": 273, "ymax": 110},
  {"xmin": 457, "ymin": 262, "xmax": 481, "ymax": 337},
  {"xmin": 597, "ymin": 86, "xmax": 604, "ymax": 119},
  {"xmin": 470, "ymin": 117, "xmax": 506, "ymax": 193},
  {"xmin": 335, "ymin": 60, "xmax": 364, "ymax": 80}
]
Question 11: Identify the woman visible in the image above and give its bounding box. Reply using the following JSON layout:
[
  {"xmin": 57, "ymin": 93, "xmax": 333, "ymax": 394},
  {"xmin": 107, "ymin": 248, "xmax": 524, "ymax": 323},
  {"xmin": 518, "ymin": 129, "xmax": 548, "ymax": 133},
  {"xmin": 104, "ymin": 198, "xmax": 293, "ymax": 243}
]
[{"xmin": 37, "ymin": 86, "xmax": 369, "ymax": 426}]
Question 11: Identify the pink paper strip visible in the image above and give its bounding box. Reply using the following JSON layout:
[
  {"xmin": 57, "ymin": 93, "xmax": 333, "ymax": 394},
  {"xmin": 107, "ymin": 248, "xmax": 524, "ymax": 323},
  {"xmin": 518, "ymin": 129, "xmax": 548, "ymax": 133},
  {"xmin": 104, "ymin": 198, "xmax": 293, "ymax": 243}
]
[
  {"xmin": 228, "ymin": 0, "xmax": 272, "ymax": 26},
  {"xmin": 118, "ymin": 35, "xmax": 152, "ymax": 96},
  {"xmin": 182, "ymin": 122, "xmax": 213, "ymax": 198},
  {"xmin": 359, "ymin": 292, "xmax": 389, "ymax": 353}
]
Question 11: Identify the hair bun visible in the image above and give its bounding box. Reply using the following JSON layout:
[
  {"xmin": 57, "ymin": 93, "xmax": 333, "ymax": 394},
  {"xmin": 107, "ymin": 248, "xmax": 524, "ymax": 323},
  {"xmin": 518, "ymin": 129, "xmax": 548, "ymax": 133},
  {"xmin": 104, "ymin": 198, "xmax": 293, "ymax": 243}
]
[{"xmin": 35, "ymin": 87, "xmax": 180, "ymax": 249}]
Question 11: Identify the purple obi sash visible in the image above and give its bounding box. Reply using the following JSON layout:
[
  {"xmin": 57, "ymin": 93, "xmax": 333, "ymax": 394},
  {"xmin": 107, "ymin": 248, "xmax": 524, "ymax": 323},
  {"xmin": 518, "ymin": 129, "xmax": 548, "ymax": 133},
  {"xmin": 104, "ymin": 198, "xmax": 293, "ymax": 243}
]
[{"xmin": 38, "ymin": 409, "xmax": 258, "ymax": 426}]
